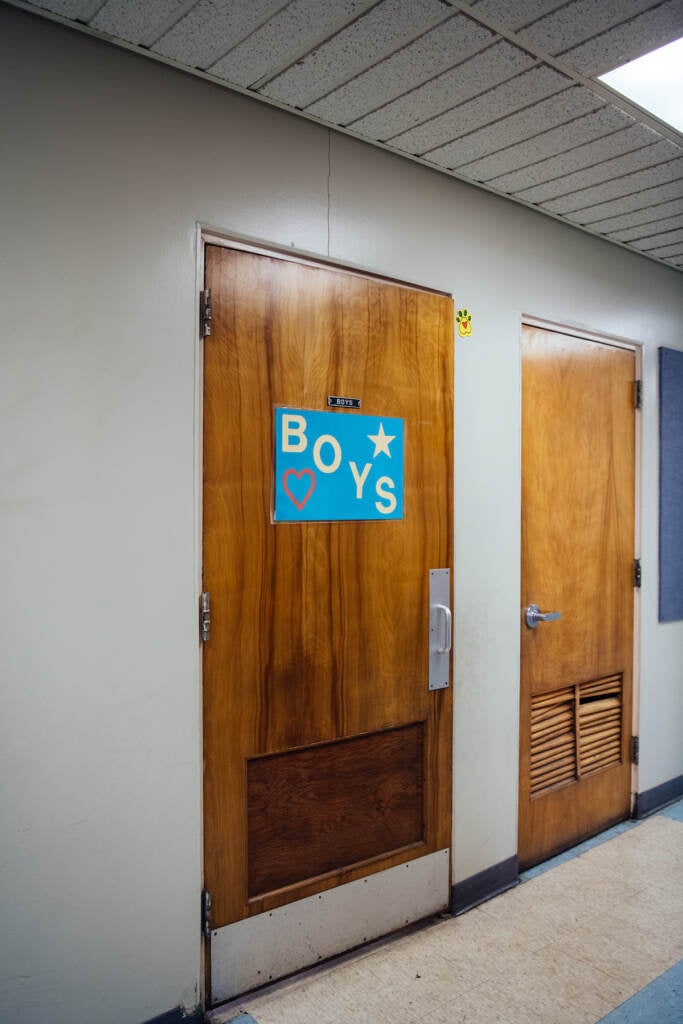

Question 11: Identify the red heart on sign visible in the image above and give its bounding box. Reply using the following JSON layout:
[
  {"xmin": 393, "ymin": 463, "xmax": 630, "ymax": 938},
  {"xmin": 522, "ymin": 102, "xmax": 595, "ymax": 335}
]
[{"xmin": 283, "ymin": 468, "xmax": 316, "ymax": 510}]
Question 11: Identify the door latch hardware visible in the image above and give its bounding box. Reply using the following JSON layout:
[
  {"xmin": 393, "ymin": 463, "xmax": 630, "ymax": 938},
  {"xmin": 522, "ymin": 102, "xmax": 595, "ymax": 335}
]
[
  {"xmin": 200, "ymin": 592, "xmax": 211, "ymax": 644},
  {"xmin": 429, "ymin": 569, "xmax": 452, "ymax": 691},
  {"xmin": 525, "ymin": 604, "xmax": 562, "ymax": 629},
  {"xmin": 202, "ymin": 888, "xmax": 212, "ymax": 938},
  {"xmin": 201, "ymin": 288, "xmax": 212, "ymax": 337},
  {"xmin": 630, "ymin": 735, "xmax": 640, "ymax": 765},
  {"xmin": 634, "ymin": 380, "xmax": 643, "ymax": 409},
  {"xmin": 633, "ymin": 559, "xmax": 642, "ymax": 588}
]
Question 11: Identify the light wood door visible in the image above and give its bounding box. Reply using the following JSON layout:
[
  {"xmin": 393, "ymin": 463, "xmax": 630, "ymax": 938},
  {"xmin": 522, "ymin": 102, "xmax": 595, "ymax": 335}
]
[
  {"xmin": 519, "ymin": 326, "xmax": 636, "ymax": 868},
  {"xmin": 203, "ymin": 244, "xmax": 453, "ymax": 928}
]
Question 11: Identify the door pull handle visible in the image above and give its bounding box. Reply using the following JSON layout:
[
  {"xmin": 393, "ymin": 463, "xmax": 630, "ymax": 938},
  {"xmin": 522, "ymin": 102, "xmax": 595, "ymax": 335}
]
[
  {"xmin": 525, "ymin": 604, "xmax": 562, "ymax": 629},
  {"xmin": 429, "ymin": 569, "xmax": 451, "ymax": 691},
  {"xmin": 433, "ymin": 603, "xmax": 452, "ymax": 653}
]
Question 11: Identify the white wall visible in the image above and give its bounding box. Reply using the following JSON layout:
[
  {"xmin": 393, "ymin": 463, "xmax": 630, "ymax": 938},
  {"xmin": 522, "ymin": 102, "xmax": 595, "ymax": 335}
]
[{"xmin": 1, "ymin": 7, "xmax": 682, "ymax": 1024}]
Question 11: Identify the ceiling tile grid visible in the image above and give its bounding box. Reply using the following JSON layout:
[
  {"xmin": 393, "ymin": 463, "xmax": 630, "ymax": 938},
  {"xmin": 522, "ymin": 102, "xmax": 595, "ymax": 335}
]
[
  {"xmin": 19, "ymin": 0, "xmax": 683, "ymax": 272},
  {"xmin": 261, "ymin": 0, "xmax": 453, "ymax": 108},
  {"xmin": 90, "ymin": 1, "xmax": 195, "ymax": 47},
  {"xmin": 207, "ymin": 1, "xmax": 378, "ymax": 89},
  {"xmin": 305, "ymin": 13, "xmax": 494, "ymax": 126},
  {"xmin": 590, "ymin": 196, "xmax": 683, "ymax": 234},
  {"xmin": 349, "ymin": 41, "xmax": 538, "ymax": 142},
  {"xmin": 558, "ymin": 0, "xmax": 683, "ymax": 75},
  {"xmin": 512, "ymin": 0, "xmax": 662, "ymax": 54},
  {"xmin": 565, "ymin": 178, "xmax": 683, "ymax": 225},
  {"xmin": 515, "ymin": 140, "xmax": 683, "ymax": 204},
  {"xmin": 32, "ymin": 0, "xmax": 85, "ymax": 16},
  {"xmin": 540, "ymin": 155, "xmax": 683, "ymax": 214},
  {"xmin": 485, "ymin": 123, "xmax": 662, "ymax": 192},
  {"xmin": 631, "ymin": 225, "xmax": 683, "ymax": 250},
  {"xmin": 607, "ymin": 206, "xmax": 683, "ymax": 240},
  {"xmin": 377, "ymin": 63, "xmax": 567, "ymax": 152},
  {"xmin": 427, "ymin": 89, "xmax": 613, "ymax": 170},
  {"xmin": 151, "ymin": 0, "xmax": 288, "ymax": 69}
]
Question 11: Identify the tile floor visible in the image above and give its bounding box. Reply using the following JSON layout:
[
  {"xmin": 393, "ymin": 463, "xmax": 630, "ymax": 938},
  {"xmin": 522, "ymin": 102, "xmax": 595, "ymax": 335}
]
[{"xmin": 209, "ymin": 799, "xmax": 683, "ymax": 1024}]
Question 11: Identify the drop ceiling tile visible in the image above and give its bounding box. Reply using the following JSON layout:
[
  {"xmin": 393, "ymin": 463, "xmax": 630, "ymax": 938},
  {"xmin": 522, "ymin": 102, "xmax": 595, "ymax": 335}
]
[
  {"xmin": 626, "ymin": 211, "xmax": 683, "ymax": 241},
  {"xmin": 306, "ymin": 13, "xmax": 493, "ymax": 126},
  {"xmin": 208, "ymin": 0, "xmax": 375, "ymax": 88},
  {"xmin": 261, "ymin": 0, "xmax": 452, "ymax": 109},
  {"xmin": 30, "ymin": 0, "xmax": 90, "ymax": 16},
  {"xmin": 466, "ymin": 0, "xmax": 569, "ymax": 30},
  {"xmin": 516, "ymin": 140, "xmax": 682, "ymax": 203},
  {"xmin": 631, "ymin": 226, "xmax": 683, "ymax": 250},
  {"xmin": 369, "ymin": 47, "xmax": 549, "ymax": 147},
  {"xmin": 386, "ymin": 63, "xmax": 565, "ymax": 153},
  {"xmin": 644, "ymin": 240, "xmax": 683, "ymax": 257},
  {"xmin": 91, "ymin": 0, "xmax": 194, "ymax": 46},
  {"xmin": 517, "ymin": 0, "xmax": 660, "ymax": 55},
  {"xmin": 565, "ymin": 179, "xmax": 683, "ymax": 224},
  {"xmin": 560, "ymin": 0, "xmax": 683, "ymax": 76},
  {"xmin": 153, "ymin": 0, "xmax": 287, "ymax": 70},
  {"xmin": 541, "ymin": 157, "xmax": 683, "ymax": 214},
  {"xmin": 605, "ymin": 205, "xmax": 683, "ymax": 240},
  {"xmin": 486, "ymin": 122, "xmax": 655, "ymax": 192},
  {"xmin": 442, "ymin": 100, "xmax": 625, "ymax": 177}
]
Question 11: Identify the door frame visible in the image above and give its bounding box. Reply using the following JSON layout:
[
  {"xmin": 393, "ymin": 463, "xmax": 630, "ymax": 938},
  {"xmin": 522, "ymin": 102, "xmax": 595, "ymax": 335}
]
[
  {"xmin": 194, "ymin": 225, "xmax": 455, "ymax": 1004},
  {"xmin": 519, "ymin": 314, "xmax": 643, "ymax": 836}
]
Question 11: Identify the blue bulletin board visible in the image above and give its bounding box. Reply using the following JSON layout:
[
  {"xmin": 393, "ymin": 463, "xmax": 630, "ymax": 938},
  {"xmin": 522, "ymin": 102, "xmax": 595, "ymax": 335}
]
[
  {"xmin": 659, "ymin": 348, "xmax": 683, "ymax": 622},
  {"xmin": 274, "ymin": 408, "xmax": 404, "ymax": 522}
]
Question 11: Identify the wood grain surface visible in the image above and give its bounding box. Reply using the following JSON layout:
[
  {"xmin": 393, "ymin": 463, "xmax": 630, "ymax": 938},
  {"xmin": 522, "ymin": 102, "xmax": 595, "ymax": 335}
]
[
  {"xmin": 202, "ymin": 245, "xmax": 453, "ymax": 925},
  {"xmin": 247, "ymin": 722, "xmax": 425, "ymax": 897},
  {"xmin": 519, "ymin": 326, "xmax": 635, "ymax": 868}
]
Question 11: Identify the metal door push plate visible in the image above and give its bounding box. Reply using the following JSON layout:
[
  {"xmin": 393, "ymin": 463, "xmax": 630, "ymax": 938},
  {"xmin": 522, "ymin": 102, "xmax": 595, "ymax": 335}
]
[{"xmin": 429, "ymin": 569, "xmax": 452, "ymax": 691}]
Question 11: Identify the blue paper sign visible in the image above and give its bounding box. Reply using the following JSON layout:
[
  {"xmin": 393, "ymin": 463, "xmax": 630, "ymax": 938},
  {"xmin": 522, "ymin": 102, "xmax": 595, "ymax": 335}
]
[{"xmin": 274, "ymin": 408, "xmax": 404, "ymax": 522}]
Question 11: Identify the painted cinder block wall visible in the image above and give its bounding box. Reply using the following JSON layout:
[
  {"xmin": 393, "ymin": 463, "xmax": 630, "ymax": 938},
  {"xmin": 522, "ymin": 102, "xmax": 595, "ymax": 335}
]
[{"xmin": 0, "ymin": 6, "xmax": 681, "ymax": 1024}]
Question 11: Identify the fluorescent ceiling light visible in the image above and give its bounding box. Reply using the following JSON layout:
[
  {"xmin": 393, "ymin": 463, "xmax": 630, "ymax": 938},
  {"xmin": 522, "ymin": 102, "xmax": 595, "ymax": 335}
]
[{"xmin": 599, "ymin": 37, "xmax": 683, "ymax": 133}]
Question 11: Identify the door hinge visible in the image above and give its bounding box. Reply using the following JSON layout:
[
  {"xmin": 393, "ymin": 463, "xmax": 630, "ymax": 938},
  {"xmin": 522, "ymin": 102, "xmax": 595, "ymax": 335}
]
[
  {"xmin": 200, "ymin": 591, "xmax": 211, "ymax": 644},
  {"xmin": 630, "ymin": 735, "xmax": 640, "ymax": 765},
  {"xmin": 633, "ymin": 558, "xmax": 642, "ymax": 588},
  {"xmin": 201, "ymin": 288, "xmax": 212, "ymax": 337},
  {"xmin": 634, "ymin": 379, "xmax": 643, "ymax": 409},
  {"xmin": 201, "ymin": 888, "xmax": 212, "ymax": 938}
]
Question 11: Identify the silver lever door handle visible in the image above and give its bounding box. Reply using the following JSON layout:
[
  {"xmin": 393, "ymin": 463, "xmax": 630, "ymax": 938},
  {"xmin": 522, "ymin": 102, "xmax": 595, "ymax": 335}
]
[
  {"xmin": 525, "ymin": 604, "xmax": 561, "ymax": 629},
  {"xmin": 433, "ymin": 604, "xmax": 452, "ymax": 653}
]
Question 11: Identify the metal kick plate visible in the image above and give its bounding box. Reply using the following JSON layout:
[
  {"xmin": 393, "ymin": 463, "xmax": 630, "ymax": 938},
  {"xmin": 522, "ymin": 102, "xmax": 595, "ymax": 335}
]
[
  {"xmin": 211, "ymin": 848, "xmax": 450, "ymax": 1001},
  {"xmin": 429, "ymin": 568, "xmax": 451, "ymax": 691}
]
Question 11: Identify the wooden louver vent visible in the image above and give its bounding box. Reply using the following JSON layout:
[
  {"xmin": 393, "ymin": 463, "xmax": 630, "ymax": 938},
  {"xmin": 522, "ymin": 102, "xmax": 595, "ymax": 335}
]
[
  {"xmin": 530, "ymin": 675, "xmax": 622, "ymax": 797},
  {"xmin": 578, "ymin": 675, "xmax": 622, "ymax": 776},
  {"xmin": 530, "ymin": 687, "xmax": 577, "ymax": 795}
]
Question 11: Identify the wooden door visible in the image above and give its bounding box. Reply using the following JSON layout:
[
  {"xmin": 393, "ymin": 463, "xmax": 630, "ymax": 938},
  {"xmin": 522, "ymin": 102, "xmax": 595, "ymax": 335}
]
[
  {"xmin": 519, "ymin": 325, "xmax": 636, "ymax": 868},
  {"xmin": 202, "ymin": 244, "xmax": 453, "ymax": 934}
]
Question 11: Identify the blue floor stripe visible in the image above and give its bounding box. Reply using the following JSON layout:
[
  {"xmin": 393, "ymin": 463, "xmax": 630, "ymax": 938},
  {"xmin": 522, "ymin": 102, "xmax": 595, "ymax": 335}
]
[
  {"xmin": 597, "ymin": 959, "xmax": 683, "ymax": 1023},
  {"xmin": 660, "ymin": 797, "xmax": 683, "ymax": 823},
  {"xmin": 225, "ymin": 1015, "xmax": 259, "ymax": 1024}
]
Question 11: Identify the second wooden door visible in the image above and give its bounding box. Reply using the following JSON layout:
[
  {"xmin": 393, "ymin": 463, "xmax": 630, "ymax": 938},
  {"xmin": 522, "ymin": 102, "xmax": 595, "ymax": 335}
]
[{"xmin": 519, "ymin": 325, "xmax": 636, "ymax": 868}]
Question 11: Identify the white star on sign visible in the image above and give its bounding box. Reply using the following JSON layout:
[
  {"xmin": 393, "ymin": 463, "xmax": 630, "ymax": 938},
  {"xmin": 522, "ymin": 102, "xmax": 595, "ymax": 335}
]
[{"xmin": 368, "ymin": 422, "xmax": 395, "ymax": 458}]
